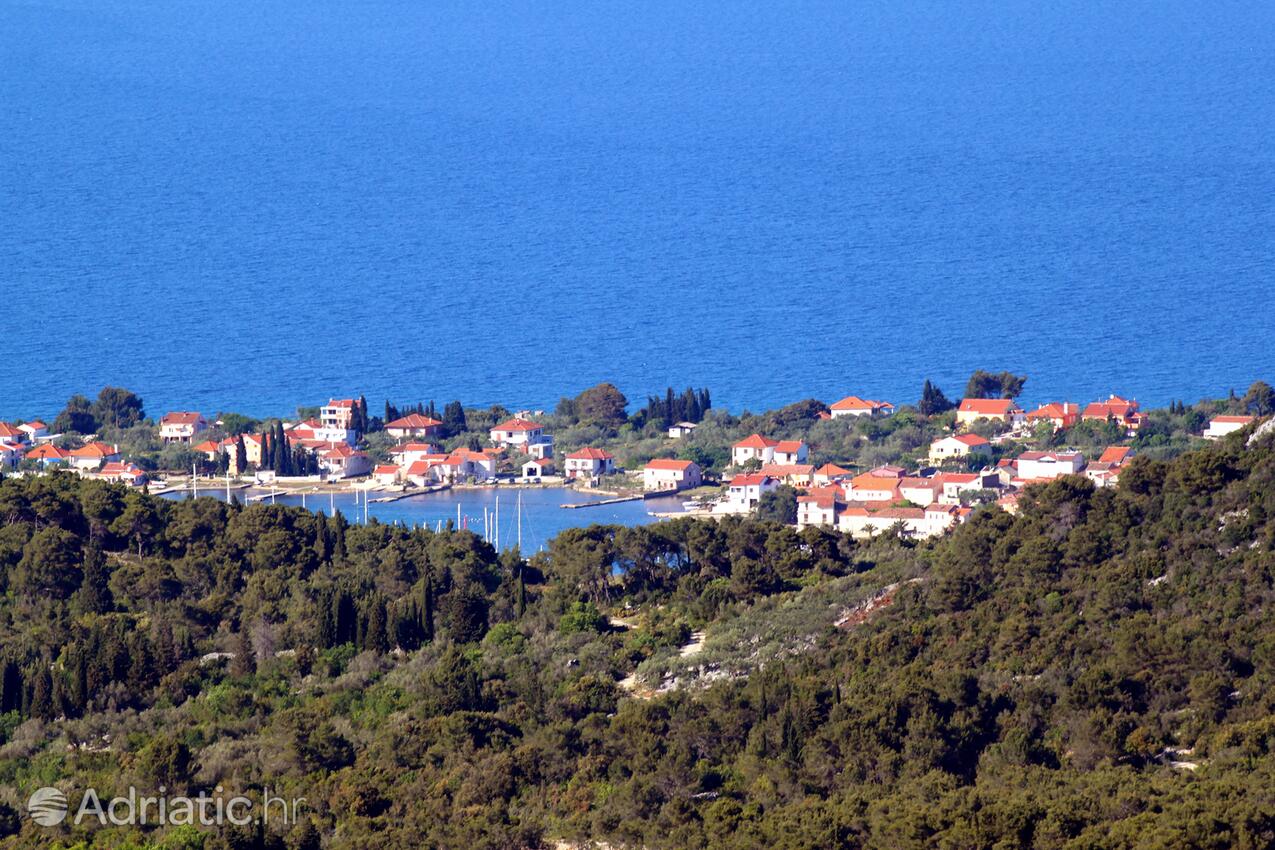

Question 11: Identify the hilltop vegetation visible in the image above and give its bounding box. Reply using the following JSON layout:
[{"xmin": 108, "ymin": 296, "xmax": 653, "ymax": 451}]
[{"xmin": 0, "ymin": 421, "xmax": 1274, "ymax": 848}]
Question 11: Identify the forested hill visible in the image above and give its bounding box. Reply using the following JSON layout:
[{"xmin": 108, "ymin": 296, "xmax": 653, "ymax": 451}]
[{"xmin": 0, "ymin": 421, "xmax": 1274, "ymax": 849}]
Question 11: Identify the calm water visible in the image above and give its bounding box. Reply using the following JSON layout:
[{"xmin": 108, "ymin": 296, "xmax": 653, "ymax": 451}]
[
  {"xmin": 3, "ymin": 0, "xmax": 1274, "ymax": 418},
  {"xmin": 160, "ymin": 487, "xmax": 685, "ymax": 553}
]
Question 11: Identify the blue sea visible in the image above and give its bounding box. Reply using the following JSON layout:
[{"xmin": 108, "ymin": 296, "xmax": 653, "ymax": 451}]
[{"xmin": 2, "ymin": 0, "xmax": 1273, "ymax": 420}]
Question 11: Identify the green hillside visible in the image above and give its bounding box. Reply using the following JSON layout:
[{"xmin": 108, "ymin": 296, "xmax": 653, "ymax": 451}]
[{"xmin": 0, "ymin": 421, "xmax": 1273, "ymax": 849}]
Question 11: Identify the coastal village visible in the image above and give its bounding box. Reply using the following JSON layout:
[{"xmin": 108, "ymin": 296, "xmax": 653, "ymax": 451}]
[{"xmin": 0, "ymin": 381, "xmax": 1266, "ymax": 541}]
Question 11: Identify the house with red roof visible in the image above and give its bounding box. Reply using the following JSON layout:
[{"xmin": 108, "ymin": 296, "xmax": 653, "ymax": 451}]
[
  {"xmin": 929, "ymin": 434, "xmax": 992, "ymax": 463},
  {"xmin": 18, "ymin": 420, "xmax": 48, "ymax": 441},
  {"xmin": 772, "ymin": 440, "xmax": 808, "ymax": 465},
  {"xmin": 390, "ymin": 442, "xmax": 444, "ymax": 467},
  {"xmin": 812, "ymin": 463, "xmax": 853, "ymax": 486},
  {"xmin": 643, "ymin": 458, "xmax": 702, "ymax": 492},
  {"xmin": 828, "ymin": 396, "xmax": 895, "ymax": 419},
  {"xmin": 956, "ymin": 398, "xmax": 1025, "ymax": 428},
  {"xmin": 1017, "ymin": 451, "xmax": 1085, "ymax": 480},
  {"xmin": 159, "ymin": 411, "xmax": 208, "ymax": 444},
  {"xmin": 319, "ymin": 444, "xmax": 372, "ymax": 479},
  {"xmin": 490, "ymin": 418, "xmax": 553, "ymax": 458},
  {"xmin": 433, "ymin": 448, "xmax": 498, "ymax": 482},
  {"xmin": 0, "ymin": 442, "xmax": 22, "ymax": 469},
  {"xmin": 68, "ymin": 442, "xmax": 120, "ymax": 471},
  {"xmin": 837, "ymin": 503, "xmax": 968, "ymax": 539},
  {"xmin": 0, "ymin": 423, "xmax": 25, "ymax": 443},
  {"xmin": 1082, "ymin": 395, "xmax": 1146, "ymax": 432},
  {"xmin": 1025, "ymin": 402, "xmax": 1080, "ymax": 431},
  {"xmin": 372, "ymin": 464, "xmax": 402, "ymax": 486},
  {"xmin": 1204, "ymin": 415, "xmax": 1256, "ymax": 440},
  {"xmin": 757, "ymin": 463, "xmax": 815, "ymax": 488},
  {"xmin": 99, "ymin": 461, "xmax": 147, "ymax": 487},
  {"xmin": 1086, "ymin": 446, "xmax": 1134, "ymax": 487},
  {"xmin": 718, "ymin": 473, "xmax": 778, "ymax": 514},
  {"xmin": 731, "ymin": 434, "xmax": 779, "ymax": 467},
  {"xmin": 797, "ymin": 486, "xmax": 844, "ymax": 529},
  {"xmin": 564, "ymin": 447, "xmax": 615, "ymax": 480},
  {"xmin": 385, "ymin": 413, "xmax": 443, "ymax": 440},
  {"xmin": 522, "ymin": 457, "xmax": 556, "ymax": 479},
  {"xmin": 321, "ymin": 399, "xmax": 358, "ymax": 432},
  {"xmin": 24, "ymin": 442, "xmax": 70, "ymax": 468},
  {"xmin": 843, "ymin": 473, "xmax": 903, "ymax": 503}
]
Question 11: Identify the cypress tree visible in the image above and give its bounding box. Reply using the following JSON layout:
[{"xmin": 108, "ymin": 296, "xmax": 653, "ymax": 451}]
[
  {"xmin": 516, "ymin": 566, "xmax": 526, "ymax": 618},
  {"xmin": 77, "ymin": 540, "xmax": 113, "ymax": 615},
  {"xmin": 422, "ymin": 575, "xmax": 436, "ymax": 641},
  {"xmin": 234, "ymin": 434, "xmax": 248, "ymax": 474}
]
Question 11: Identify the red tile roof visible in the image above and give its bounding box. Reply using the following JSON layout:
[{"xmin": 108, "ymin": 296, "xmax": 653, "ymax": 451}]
[
  {"xmin": 774, "ymin": 440, "xmax": 805, "ymax": 453},
  {"xmin": 566, "ymin": 447, "xmax": 615, "ymax": 460},
  {"xmin": 386, "ymin": 414, "xmax": 442, "ymax": 430},
  {"xmin": 0, "ymin": 423, "xmax": 23, "ymax": 438},
  {"xmin": 25, "ymin": 443, "xmax": 69, "ymax": 460},
  {"xmin": 69, "ymin": 441, "xmax": 118, "ymax": 458},
  {"xmin": 830, "ymin": 395, "xmax": 894, "ymax": 412},
  {"xmin": 160, "ymin": 411, "xmax": 204, "ymax": 426},
  {"xmin": 758, "ymin": 463, "xmax": 814, "ymax": 478},
  {"xmin": 951, "ymin": 434, "xmax": 991, "ymax": 447},
  {"xmin": 733, "ymin": 433, "xmax": 779, "ymax": 450},
  {"xmin": 326, "ymin": 399, "xmax": 356, "ymax": 408},
  {"xmin": 1211, "ymin": 415, "xmax": 1256, "ymax": 424},
  {"xmin": 645, "ymin": 458, "xmax": 695, "ymax": 472},
  {"xmin": 1098, "ymin": 446, "xmax": 1132, "ymax": 464},
  {"xmin": 731, "ymin": 473, "xmax": 773, "ymax": 487},
  {"xmin": 491, "ymin": 418, "xmax": 543, "ymax": 432},
  {"xmin": 814, "ymin": 463, "xmax": 851, "ymax": 478},
  {"xmin": 373, "ymin": 464, "xmax": 400, "ymax": 475},
  {"xmin": 958, "ymin": 398, "xmax": 1020, "ymax": 416}
]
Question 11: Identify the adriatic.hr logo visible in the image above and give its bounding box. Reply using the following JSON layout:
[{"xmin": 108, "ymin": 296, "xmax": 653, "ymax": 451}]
[
  {"xmin": 23, "ymin": 785, "xmax": 304, "ymax": 828},
  {"xmin": 26, "ymin": 787, "xmax": 69, "ymax": 826}
]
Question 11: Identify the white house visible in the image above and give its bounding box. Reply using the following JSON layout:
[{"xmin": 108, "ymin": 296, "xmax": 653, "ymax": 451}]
[
  {"xmin": 643, "ymin": 459, "xmax": 702, "ymax": 492},
  {"xmin": 829, "ymin": 395, "xmax": 894, "ymax": 418},
  {"xmin": 812, "ymin": 463, "xmax": 853, "ymax": 486},
  {"xmin": 385, "ymin": 413, "xmax": 443, "ymax": 440},
  {"xmin": 372, "ymin": 464, "xmax": 401, "ymax": 486},
  {"xmin": 390, "ymin": 442, "xmax": 444, "ymax": 467},
  {"xmin": 772, "ymin": 440, "xmax": 808, "ymax": 465},
  {"xmin": 319, "ymin": 444, "xmax": 372, "ymax": 479},
  {"xmin": 899, "ymin": 477, "xmax": 944, "ymax": 506},
  {"xmin": 564, "ymin": 447, "xmax": 615, "ymax": 480},
  {"xmin": 159, "ymin": 411, "xmax": 208, "ymax": 444},
  {"xmin": 68, "ymin": 442, "xmax": 120, "ymax": 471},
  {"xmin": 0, "ymin": 442, "xmax": 21, "ymax": 469},
  {"xmin": 522, "ymin": 457, "xmax": 555, "ymax": 479},
  {"xmin": 1204, "ymin": 415, "xmax": 1256, "ymax": 439},
  {"xmin": 717, "ymin": 473, "xmax": 778, "ymax": 514},
  {"xmin": 731, "ymin": 434, "xmax": 778, "ymax": 466},
  {"xmin": 758, "ymin": 463, "xmax": 814, "ymax": 488},
  {"xmin": 18, "ymin": 420, "xmax": 48, "ymax": 441},
  {"xmin": 0, "ymin": 423, "xmax": 26, "ymax": 444},
  {"xmin": 430, "ymin": 449, "xmax": 498, "ymax": 483},
  {"xmin": 837, "ymin": 504, "xmax": 967, "ymax": 539},
  {"xmin": 929, "ymin": 434, "xmax": 992, "ymax": 463},
  {"xmin": 668, "ymin": 421, "xmax": 698, "ymax": 439},
  {"xmin": 1016, "ymin": 451, "xmax": 1085, "ymax": 480},
  {"xmin": 98, "ymin": 461, "xmax": 147, "ymax": 487},
  {"xmin": 797, "ymin": 486, "xmax": 843, "ymax": 529},
  {"xmin": 490, "ymin": 417, "xmax": 553, "ymax": 458},
  {"xmin": 843, "ymin": 472, "xmax": 902, "ymax": 503}
]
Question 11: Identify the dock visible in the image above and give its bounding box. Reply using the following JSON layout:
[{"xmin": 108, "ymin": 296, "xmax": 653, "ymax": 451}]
[
  {"xmin": 371, "ymin": 484, "xmax": 450, "ymax": 503},
  {"xmin": 561, "ymin": 495, "xmax": 644, "ymax": 509}
]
